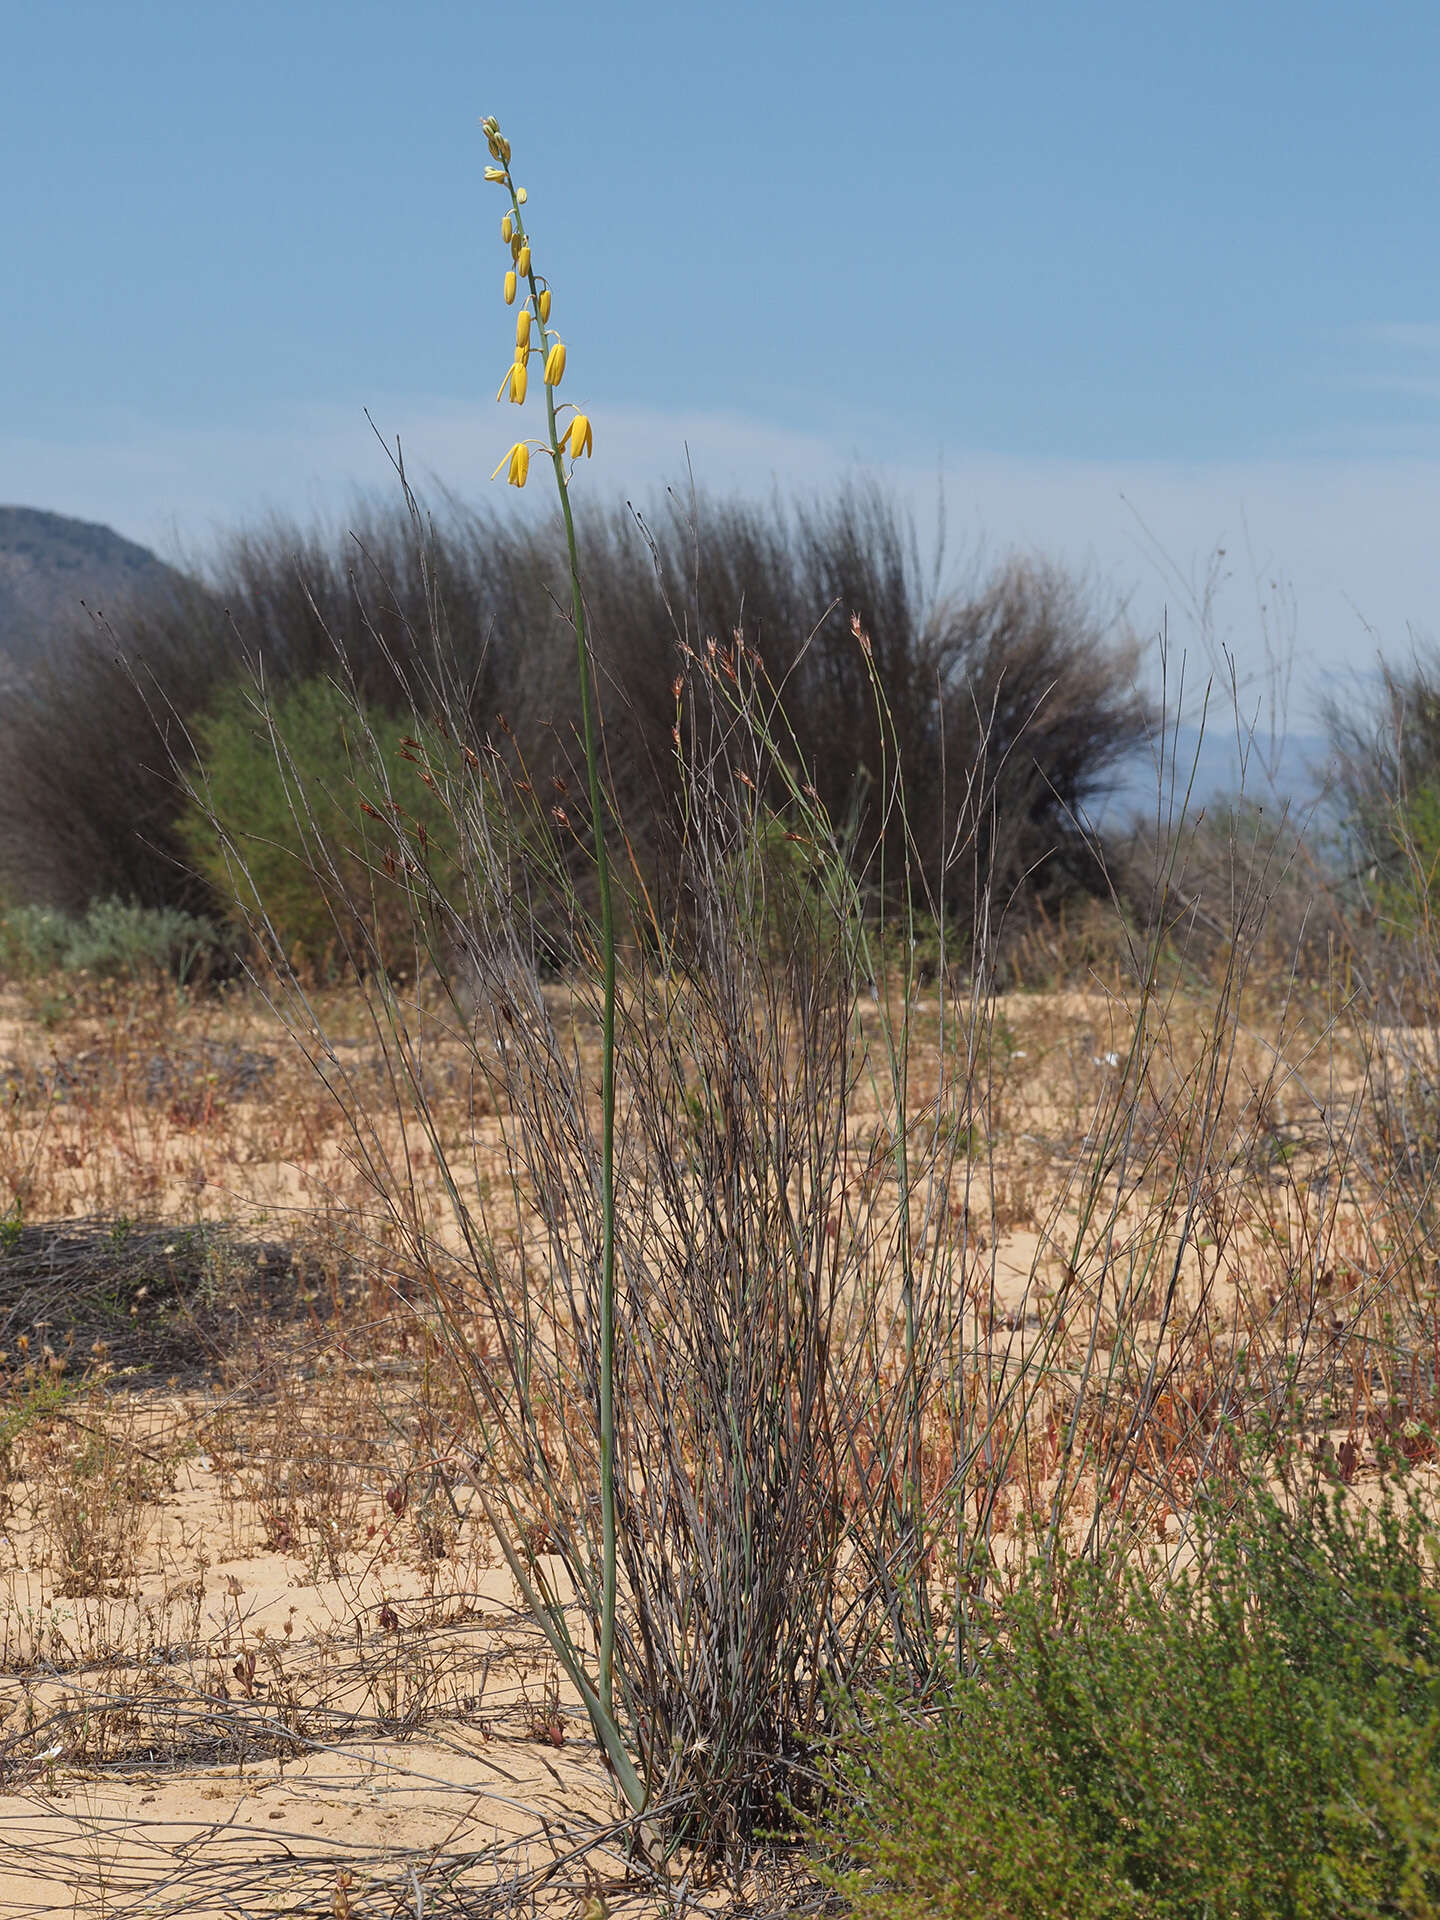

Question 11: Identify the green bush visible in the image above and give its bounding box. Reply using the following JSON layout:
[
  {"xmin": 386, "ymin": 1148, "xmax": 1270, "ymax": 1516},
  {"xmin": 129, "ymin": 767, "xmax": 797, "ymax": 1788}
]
[
  {"xmin": 180, "ymin": 675, "xmax": 458, "ymax": 977},
  {"xmin": 0, "ymin": 906, "xmax": 71, "ymax": 977},
  {"xmin": 817, "ymin": 1476, "xmax": 1440, "ymax": 1919},
  {"xmin": 0, "ymin": 899, "xmax": 223, "ymax": 984},
  {"xmin": 1373, "ymin": 781, "xmax": 1440, "ymax": 934}
]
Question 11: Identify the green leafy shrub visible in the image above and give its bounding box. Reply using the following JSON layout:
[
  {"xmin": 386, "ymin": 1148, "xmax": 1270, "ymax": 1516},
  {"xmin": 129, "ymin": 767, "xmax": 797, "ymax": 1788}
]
[
  {"xmin": 0, "ymin": 898, "xmax": 223, "ymax": 984},
  {"xmin": 180, "ymin": 675, "xmax": 458, "ymax": 977},
  {"xmin": 0, "ymin": 906, "xmax": 71, "ymax": 977},
  {"xmin": 1372, "ymin": 781, "xmax": 1440, "ymax": 934},
  {"xmin": 817, "ymin": 1476, "xmax": 1440, "ymax": 1919}
]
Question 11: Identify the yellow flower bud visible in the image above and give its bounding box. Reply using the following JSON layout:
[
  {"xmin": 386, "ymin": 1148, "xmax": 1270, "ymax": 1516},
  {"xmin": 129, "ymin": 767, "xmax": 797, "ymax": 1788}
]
[
  {"xmin": 516, "ymin": 187, "xmax": 528, "ymax": 204},
  {"xmin": 516, "ymin": 310, "xmax": 532, "ymax": 348},
  {"xmin": 568, "ymin": 413, "xmax": 593, "ymax": 460},
  {"xmin": 538, "ymin": 288, "xmax": 552, "ymax": 323},
  {"xmin": 501, "ymin": 213, "xmax": 513, "ymax": 243},
  {"xmin": 544, "ymin": 340, "xmax": 566, "ymax": 386},
  {"xmin": 497, "ymin": 360, "xmax": 528, "ymax": 405},
  {"xmin": 484, "ymin": 167, "xmax": 506, "ymax": 183},
  {"xmin": 516, "ymin": 245, "xmax": 531, "ymax": 277},
  {"xmin": 504, "ymin": 271, "xmax": 517, "ymax": 305}
]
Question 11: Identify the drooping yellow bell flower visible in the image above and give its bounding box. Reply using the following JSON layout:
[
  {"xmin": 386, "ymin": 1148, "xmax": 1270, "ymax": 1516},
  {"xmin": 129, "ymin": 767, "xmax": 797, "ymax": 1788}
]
[
  {"xmin": 501, "ymin": 213, "xmax": 513, "ymax": 243},
  {"xmin": 516, "ymin": 245, "xmax": 531, "ymax": 277},
  {"xmin": 504, "ymin": 271, "xmax": 517, "ymax": 305},
  {"xmin": 538, "ymin": 288, "xmax": 552, "ymax": 323},
  {"xmin": 544, "ymin": 341, "xmax": 566, "ymax": 386},
  {"xmin": 568, "ymin": 413, "xmax": 593, "ymax": 460},
  {"xmin": 491, "ymin": 442, "xmax": 530, "ymax": 487},
  {"xmin": 516, "ymin": 310, "xmax": 532, "ymax": 349},
  {"xmin": 497, "ymin": 360, "xmax": 528, "ymax": 405}
]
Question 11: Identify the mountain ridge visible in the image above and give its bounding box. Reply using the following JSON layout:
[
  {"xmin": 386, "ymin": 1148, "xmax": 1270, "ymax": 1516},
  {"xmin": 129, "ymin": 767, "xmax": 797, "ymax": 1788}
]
[{"xmin": 0, "ymin": 506, "xmax": 181, "ymax": 667}]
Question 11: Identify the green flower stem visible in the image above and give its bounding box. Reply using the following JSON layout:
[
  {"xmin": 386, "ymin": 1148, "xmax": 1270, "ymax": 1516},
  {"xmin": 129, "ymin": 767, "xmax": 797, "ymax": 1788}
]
[{"xmin": 501, "ymin": 171, "xmax": 624, "ymax": 1748}]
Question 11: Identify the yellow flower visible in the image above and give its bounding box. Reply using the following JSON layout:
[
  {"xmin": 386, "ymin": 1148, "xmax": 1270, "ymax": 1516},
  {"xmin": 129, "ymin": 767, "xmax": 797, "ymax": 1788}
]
[
  {"xmin": 514, "ymin": 342, "xmax": 531, "ymax": 364},
  {"xmin": 504, "ymin": 271, "xmax": 517, "ymax": 305},
  {"xmin": 544, "ymin": 340, "xmax": 566, "ymax": 386},
  {"xmin": 484, "ymin": 166, "xmax": 506, "ymax": 184},
  {"xmin": 538, "ymin": 288, "xmax": 552, "ymax": 323},
  {"xmin": 516, "ymin": 245, "xmax": 531, "ymax": 277},
  {"xmin": 516, "ymin": 310, "xmax": 532, "ymax": 348},
  {"xmin": 491, "ymin": 442, "xmax": 530, "ymax": 487},
  {"xmin": 568, "ymin": 413, "xmax": 593, "ymax": 460},
  {"xmin": 516, "ymin": 187, "xmax": 528, "ymax": 204},
  {"xmin": 497, "ymin": 359, "xmax": 528, "ymax": 404},
  {"xmin": 501, "ymin": 213, "xmax": 513, "ymax": 243}
]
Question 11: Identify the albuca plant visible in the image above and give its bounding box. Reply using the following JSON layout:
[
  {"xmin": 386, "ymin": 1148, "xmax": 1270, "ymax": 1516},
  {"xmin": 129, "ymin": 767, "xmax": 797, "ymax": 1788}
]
[
  {"xmin": 179, "ymin": 116, "xmax": 1402, "ymax": 1872},
  {"xmin": 474, "ymin": 111, "xmax": 632, "ymax": 1805}
]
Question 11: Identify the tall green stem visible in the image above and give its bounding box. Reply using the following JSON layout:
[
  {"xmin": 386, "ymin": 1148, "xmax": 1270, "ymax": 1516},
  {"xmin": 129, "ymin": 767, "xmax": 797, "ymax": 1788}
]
[{"xmin": 500, "ymin": 168, "xmax": 622, "ymax": 1729}]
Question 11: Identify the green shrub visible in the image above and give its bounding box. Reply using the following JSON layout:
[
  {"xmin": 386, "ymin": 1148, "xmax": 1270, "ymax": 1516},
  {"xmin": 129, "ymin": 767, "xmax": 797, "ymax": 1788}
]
[
  {"xmin": 1372, "ymin": 781, "xmax": 1440, "ymax": 934},
  {"xmin": 0, "ymin": 898, "xmax": 223, "ymax": 984},
  {"xmin": 817, "ymin": 1476, "xmax": 1440, "ymax": 1919},
  {"xmin": 180, "ymin": 675, "xmax": 458, "ymax": 977},
  {"xmin": 61, "ymin": 898, "xmax": 223, "ymax": 983},
  {"xmin": 0, "ymin": 905, "xmax": 71, "ymax": 977}
]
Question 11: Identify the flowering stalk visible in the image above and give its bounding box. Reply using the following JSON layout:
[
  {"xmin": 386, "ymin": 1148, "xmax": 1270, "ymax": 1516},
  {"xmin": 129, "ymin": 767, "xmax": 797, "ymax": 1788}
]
[{"xmin": 480, "ymin": 116, "xmax": 633, "ymax": 1810}]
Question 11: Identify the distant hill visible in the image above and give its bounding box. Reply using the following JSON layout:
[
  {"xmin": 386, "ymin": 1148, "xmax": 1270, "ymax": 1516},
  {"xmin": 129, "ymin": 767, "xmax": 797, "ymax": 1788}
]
[{"xmin": 0, "ymin": 507, "xmax": 182, "ymax": 669}]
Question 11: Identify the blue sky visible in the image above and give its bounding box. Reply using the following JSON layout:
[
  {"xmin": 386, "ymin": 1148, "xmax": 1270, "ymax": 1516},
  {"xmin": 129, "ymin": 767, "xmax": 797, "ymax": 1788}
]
[{"xmin": 5, "ymin": 0, "xmax": 1440, "ymax": 733}]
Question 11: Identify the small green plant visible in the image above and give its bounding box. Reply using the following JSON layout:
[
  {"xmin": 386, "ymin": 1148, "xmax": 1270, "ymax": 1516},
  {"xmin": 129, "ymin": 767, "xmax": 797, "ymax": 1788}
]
[
  {"xmin": 0, "ymin": 904, "xmax": 70, "ymax": 976},
  {"xmin": 816, "ymin": 1472, "xmax": 1440, "ymax": 1919},
  {"xmin": 0, "ymin": 897, "xmax": 221, "ymax": 984}
]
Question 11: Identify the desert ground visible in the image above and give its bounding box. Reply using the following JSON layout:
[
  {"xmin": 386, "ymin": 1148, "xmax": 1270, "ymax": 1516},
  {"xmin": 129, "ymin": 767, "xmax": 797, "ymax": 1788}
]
[{"xmin": 0, "ymin": 945, "xmax": 1427, "ymax": 1916}]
